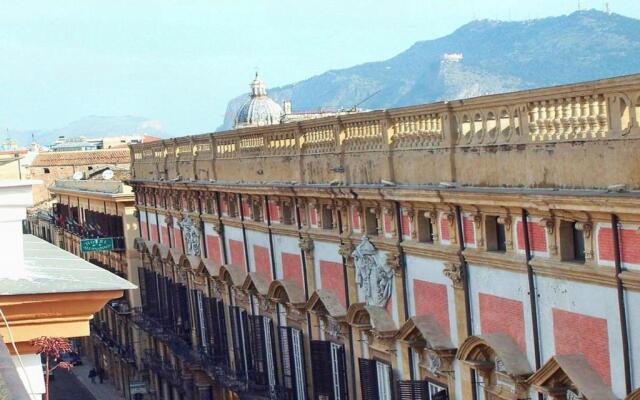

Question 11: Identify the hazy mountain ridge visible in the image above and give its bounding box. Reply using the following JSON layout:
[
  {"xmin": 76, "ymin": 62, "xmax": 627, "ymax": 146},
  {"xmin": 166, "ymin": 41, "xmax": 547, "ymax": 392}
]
[
  {"xmin": 11, "ymin": 115, "xmax": 166, "ymax": 147},
  {"xmin": 219, "ymin": 10, "xmax": 640, "ymax": 130}
]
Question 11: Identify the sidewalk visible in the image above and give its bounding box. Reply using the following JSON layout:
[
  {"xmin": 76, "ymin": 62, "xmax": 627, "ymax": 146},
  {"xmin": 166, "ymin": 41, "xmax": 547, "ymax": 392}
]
[{"xmin": 69, "ymin": 357, "xmax": 125, "ymax": 400}]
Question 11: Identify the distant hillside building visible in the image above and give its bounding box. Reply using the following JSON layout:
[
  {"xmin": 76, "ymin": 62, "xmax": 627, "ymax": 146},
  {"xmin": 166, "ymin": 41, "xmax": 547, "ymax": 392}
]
[
  {"xmin": 233, "ymin": 73, "xmax": 357, "ymax": 129},
  {"xmin": 442, "ymin": 52, "xmax": 464, "ymax": 62}
]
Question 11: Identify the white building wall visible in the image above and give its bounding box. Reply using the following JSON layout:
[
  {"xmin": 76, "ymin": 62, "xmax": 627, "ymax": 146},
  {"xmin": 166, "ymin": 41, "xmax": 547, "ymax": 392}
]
[
  {"xmin": 270, "ymin": 233, "xmax": 302, "ymax": 280},
  {"xmin": 405, "ymin": 254, "xmax": 458, "ymax": 346},
  {"xmin": 467, "ymin": 265, "xmax": 537, "ymax": 372},
  {"xmin": 244, "ymin": 229, "xmax": 269, "ymax": 273},
  {"xmin": 535, "ymin": 275, "xmax": 625, "ymax": 397}
]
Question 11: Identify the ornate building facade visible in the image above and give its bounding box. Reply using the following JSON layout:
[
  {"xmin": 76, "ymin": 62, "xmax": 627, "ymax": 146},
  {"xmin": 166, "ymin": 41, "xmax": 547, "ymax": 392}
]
[
  {"xmin": 128, "ymin": 74, "xmax": 640, "ymax": 400},
  {"xmin": 26, "ymin": 176, "xmax": 143, "ymax": 399}
]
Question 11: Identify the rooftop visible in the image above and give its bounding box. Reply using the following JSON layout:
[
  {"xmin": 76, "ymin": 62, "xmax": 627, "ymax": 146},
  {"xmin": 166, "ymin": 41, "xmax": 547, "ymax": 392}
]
[
  {"xmin": 0, "ymin": 235, "xmax": 135, "ymax": 296},
  {"xmin": 30, "ymin": 148, "xmax": 130, "ymax": 167}
]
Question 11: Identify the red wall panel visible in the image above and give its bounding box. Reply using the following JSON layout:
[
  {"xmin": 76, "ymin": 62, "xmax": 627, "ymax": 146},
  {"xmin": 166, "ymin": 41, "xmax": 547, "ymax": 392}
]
[
  {"xmin": 553, "ymin": 308, "xmax": 611, "ymax": 385},
  {"xmin": 479, "ymin": 293, "xmax": 526, "ymax": 351},
  {"xmin": 413, "ymin": 280, "xmax": 450, "ymax": 336},
  {"xmin": 320, "ymin": 260, "xmax": 345, "ymax": 306}
]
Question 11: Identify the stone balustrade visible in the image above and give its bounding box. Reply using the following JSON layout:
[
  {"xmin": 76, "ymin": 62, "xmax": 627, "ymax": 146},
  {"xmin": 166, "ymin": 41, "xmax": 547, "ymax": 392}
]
[{"xmin": 131, "ymin": 74, "xmax": 640, "ymax": 189}]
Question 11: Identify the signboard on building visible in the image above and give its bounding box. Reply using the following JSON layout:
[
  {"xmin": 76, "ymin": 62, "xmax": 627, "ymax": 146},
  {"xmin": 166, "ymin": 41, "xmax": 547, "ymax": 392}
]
[
  {"xmin": 80, "ymin": 238, "xmax": 114, "ymax": 252},
  {"xmin": 129, "ymin": 382, "xmax": 147, "ymax": 395}
]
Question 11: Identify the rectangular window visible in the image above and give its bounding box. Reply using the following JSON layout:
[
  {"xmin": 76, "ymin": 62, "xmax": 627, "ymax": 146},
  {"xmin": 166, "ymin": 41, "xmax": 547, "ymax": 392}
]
[
  {"xmin": 485, "ymin": 216, "xmax": 507, "ymax": 252},
  {"xmin": 322, "ymin": 206, "xmax": 334, "ymax": 230},
  {"xmin": 251, "ymin": 200, "xmax": 263, "ymax": 222},
  {"xmin": 365, "ymin": 208, "xmax": 379, "ymax": 236},
  {"xmin": 559, "ymin": 221, "xmax": 585, "ymax": 263},
  {"xmin": 417, "ymin": 211, "xmax": 433, "ymax": 243},
  {"xmin": 281, "ymin": 202, "xmax": 294, "ymax": 225}
]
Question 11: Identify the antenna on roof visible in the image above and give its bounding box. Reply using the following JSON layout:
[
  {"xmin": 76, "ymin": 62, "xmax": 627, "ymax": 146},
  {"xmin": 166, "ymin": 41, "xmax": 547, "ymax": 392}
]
[{"xmin": 352, "ymin": 89, "xmax": 382, "ymax": 111}]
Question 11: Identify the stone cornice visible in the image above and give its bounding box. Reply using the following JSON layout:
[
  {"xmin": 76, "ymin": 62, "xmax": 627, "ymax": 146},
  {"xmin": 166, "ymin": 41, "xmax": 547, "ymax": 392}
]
[{"xmin": 530, "ymin": 258, "xmax": 617, "ymax": 288}]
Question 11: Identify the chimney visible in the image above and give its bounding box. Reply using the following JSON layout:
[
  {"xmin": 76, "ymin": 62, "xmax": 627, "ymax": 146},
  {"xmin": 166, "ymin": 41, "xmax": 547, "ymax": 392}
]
[
  {"xmin": 0, "ymin": 180, "xmax": 41, "ymax": 279},
  {"xmin": 283, "ymin": 100, "xmax": 292, "ymax": 115}
]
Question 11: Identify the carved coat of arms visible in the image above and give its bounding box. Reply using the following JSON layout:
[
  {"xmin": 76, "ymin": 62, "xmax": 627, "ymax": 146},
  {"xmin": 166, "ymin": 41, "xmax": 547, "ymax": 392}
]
[
  {"xmin": 179, "ymin": 216, "xmax": 201, "ymax": 256},
  {"xmin": 352, "ymin": 237, "xmax": 393, "ymax": 307}
]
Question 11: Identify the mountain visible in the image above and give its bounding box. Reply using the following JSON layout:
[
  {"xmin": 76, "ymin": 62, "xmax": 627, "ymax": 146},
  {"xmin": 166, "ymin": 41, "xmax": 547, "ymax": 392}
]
[
  {"xmin": 219, "ymin": 10, "xmax": 640, "ymax": 130},
  {"xmin": 11, "ymin": 116, "xmax": 167, "ymax": 147}
]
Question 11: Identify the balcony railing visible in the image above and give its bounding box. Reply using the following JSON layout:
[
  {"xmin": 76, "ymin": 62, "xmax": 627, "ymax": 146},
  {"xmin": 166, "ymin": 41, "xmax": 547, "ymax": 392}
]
[
  {"xmin": 142, "ymin": 350, "xmax": 181, "ymax": 387},
  {"xmin": 130, "ymin": 74, "xmax": 640, "ymax": 189},
  {"xmin": 90, "ymin": 321, "xmax": 136, "ymax": 364}
]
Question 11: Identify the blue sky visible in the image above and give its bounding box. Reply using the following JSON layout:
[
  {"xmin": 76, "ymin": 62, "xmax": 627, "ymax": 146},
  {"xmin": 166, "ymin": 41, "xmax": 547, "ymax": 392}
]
[{"xmin": 1, "ymin": 0, "xmax": 639, "ymax": 137}]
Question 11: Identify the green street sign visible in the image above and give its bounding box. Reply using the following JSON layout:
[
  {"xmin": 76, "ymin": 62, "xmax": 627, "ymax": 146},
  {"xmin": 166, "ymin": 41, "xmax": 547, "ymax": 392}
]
[{"xmin": 81, "ymin": 238, "xmax": 114, "ymax": 252}]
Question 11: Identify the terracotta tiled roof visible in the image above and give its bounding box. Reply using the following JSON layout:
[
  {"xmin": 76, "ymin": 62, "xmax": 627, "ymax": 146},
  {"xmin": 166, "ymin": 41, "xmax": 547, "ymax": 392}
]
[
  {"xmin": 142, "ymin": 135, "xmax": 161, "ymax": 143},
  {"xmin": 30, "ymin": 149, "xmax": 130, "ymax": 167}
]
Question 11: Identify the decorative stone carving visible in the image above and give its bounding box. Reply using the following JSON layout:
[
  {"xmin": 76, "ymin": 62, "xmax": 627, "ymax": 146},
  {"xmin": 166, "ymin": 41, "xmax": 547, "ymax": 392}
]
[
  {"xmin": 338, "ymin": 242, "xmax": 353, "ymax": 259},
  {"xmin": 298, "ymin": 237, "xmax": 314, "ymax": 254},
  {"xmin": 575, "ymin": 221, "xmax": 592, "ymax": 238},
  {"xmin": 179, "ymin": 216, "xmax": 201, "ymax": 256},
  {"xmin": 443, "ymin": 262, "xmax": 463, "ymax": 287},
  {"xmin": 326, "ymin": 318, "xmax": 341, "ymax": 338},
  {"xmin": 387, "ymin": 252, "xmax": 401, "ymax": 274},
  {"xmin": 495, "ymin": 357, "xmax": 507, "ymax": 373},
  {"xmin": 260, "ymin": 297, "xmax": 272, "ymax": 313},
  {"xmin": 211, "ymin": 280, "xmax": 222, "ymax": 297},
  {"xmin": 352, "ymin": 237, "xmax": 393, "ymax": 307},
  {"xmin": 427, "ymin": 352, "xmax": 442, "ymax": 376},
  {"xmin": 566, "ymin": 389, "xmax": 583, "ymax": 400},
  {"xmin": 539, "ymin": 218, "xmax": 554, "ymax": 234}
]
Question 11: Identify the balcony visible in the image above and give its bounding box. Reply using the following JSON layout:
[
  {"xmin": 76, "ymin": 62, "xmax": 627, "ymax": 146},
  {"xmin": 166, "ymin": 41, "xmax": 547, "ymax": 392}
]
[
  {"xmin": 142, "ymin": 350, "xmax": 181, "ymax": 387},
  {"xmin": 90, "ymin": 321, "xmax": 136, "ymax": 364}
]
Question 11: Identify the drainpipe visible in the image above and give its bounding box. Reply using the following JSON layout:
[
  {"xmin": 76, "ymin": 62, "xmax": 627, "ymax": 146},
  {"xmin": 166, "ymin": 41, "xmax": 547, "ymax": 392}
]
[
  {"xmin": 454, "ymin": 205, "xmax": 477, "ymax": 400},
  {"xmin": 294, "ymin": 196, "xmax": 313, "ymax": 340},
  {"xmin": 153, "ymin": 190, "xmax": 161, "ymax": 244},
  {"xmin": 522, "ymin": 210, "xmax": 543, "ymax": 400},
  {"xmin": 238, "ymin": 193, "xmax": 250, "ymax": 273},
  {"xmin": 214, "ymin": 192, "xmax": 229, "ymax": 265},
  {"xmin": 612, "ymin": 214, "xmax": 632, "ymax": 395},
  {"xmin": 393, "ymin": 201, "xmax": 414, "ymax": 380},
  {"xmin": 197, "ymin": 192, "xmax": 208, "ymax": 259},
  {"xmin": 336, "ymin": 206, "xmax": 357, "ymax": 399},
  {"xmin": 264, "ymin": 195, "xmax": 278, "ymax": 282}
]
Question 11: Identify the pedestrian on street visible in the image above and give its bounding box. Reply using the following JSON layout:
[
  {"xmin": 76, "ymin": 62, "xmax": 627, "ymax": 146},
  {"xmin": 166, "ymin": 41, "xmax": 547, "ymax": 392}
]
[
  {"xmin": 88, "ymin": 368, "xmax": 96, "ymax": 384},
  {"xmin": 97, "ymin": 367, "xmax": 105, "ymax": 384}
]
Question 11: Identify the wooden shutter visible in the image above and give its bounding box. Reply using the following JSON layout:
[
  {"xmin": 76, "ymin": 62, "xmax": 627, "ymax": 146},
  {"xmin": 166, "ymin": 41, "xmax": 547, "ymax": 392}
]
[
  {"xmin": 279, "ymin": 327, "xmax": 293, "ymax": 391},
  {"xmin": 375, "ymin": 361, "xmax": 392, "ymax": 400},
  {"xmin": 229, "ymin": 306, "xmax": 242, "ymax": 374},
  {"xmin": 291, "ymin": 328, "xmax": 307, "ymax": 400},
  {"xmin": 137, "ymin": 268, "xmax": 147, "ymax": 312},
  {"xmin": 398, "ymin": 380, "xmax": 427, "ymax": 400},
  {"xmin": 193, "ymin": 290, "xmax": 207, "ymax": 350},
  {"xmin": 202, "ymin": 295, "xmax": 213, "ymax": 354},
  {"xmin": 249, "ymin": 315, "xmax": 267, "ymax": 385},
  {"xmin": 144, "ymin": 270, "xmax": 159, "ymax": 317},
  {"xmin": 310, "ymin": 341, "xmax": 332, "ymax": 398},
  {"xmin": 178, "ymin": 284, "xmax": 191, "ymax": 338},
  {"xmin": 358, "ymin": 358, "xmax": 379, "ymax": 400},
  {"xmin": 264, "ymin": 318, "xmax": 277, "ymax": 387},
  {"xmin": 240, "ymin": 309, "xmax": 253, "ymax": 377},
  {"xmin": 159, "ymin": 277, "xmax": 170, "ymax": 327},
  {"xmin": 211, "ymin": 299, "xmax": 228, "ymax": 365},
  {"xmin": 334, "ymin": 343, "xmax": 348, "ymax": 400}
]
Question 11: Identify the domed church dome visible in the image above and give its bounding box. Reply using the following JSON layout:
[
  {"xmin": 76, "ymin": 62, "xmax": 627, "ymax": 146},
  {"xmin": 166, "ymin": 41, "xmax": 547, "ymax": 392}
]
[{"xmin": 234, "ymin": 73, "xmax": 284, "ymax": 129}]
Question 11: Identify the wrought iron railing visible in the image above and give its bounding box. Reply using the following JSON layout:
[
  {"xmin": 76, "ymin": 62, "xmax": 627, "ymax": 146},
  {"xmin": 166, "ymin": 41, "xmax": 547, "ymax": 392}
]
[{"xmin": 142, "ymin": 350, "xmax": 181, "ymax": 387}]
